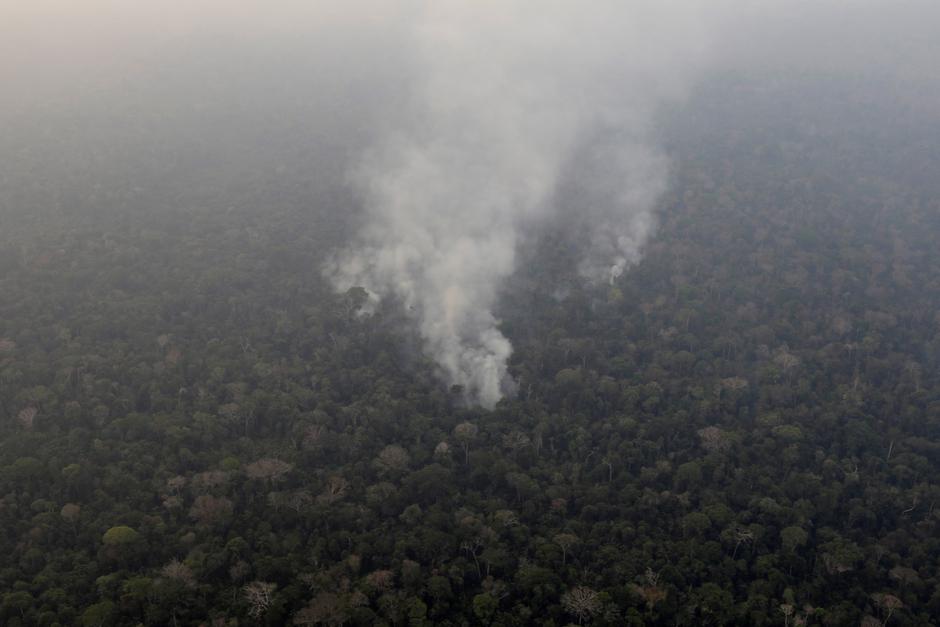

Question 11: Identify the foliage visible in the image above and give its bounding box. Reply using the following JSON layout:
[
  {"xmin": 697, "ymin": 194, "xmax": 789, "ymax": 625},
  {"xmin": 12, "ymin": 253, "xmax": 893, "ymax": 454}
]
[{"xmin": 1, "ymin": 75, "xmax": 939, "ymax": 625}]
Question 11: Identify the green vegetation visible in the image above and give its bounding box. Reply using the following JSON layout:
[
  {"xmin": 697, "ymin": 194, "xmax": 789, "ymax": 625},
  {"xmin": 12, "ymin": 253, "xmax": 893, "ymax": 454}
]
[{"xmin": 1, "ymin": 77, "xmax": 939, "ymax": 625}]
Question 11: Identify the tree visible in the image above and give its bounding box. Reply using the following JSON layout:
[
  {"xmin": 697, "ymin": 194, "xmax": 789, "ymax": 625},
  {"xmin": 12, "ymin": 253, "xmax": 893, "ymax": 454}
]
[
  {"xmin": 502, "ymin": 430, "xmax": 531, "ymax": 459},
  {"xmin": 730, "ymin": 527, "xmax": 754, "ymax": 559},
  {"xmin": 16, "ymin": 406, "xmax": 37, "ymax": 430},
  {"xmin": 780, "ymin": 526, "xmax": 809, "ymax": 553},
  {"xmin": 690, "ymin": 583, "xmax": 734, "ymax": 625},
  {"xmin": 191, "ymin": 470, "xmax": 231, "ymax": 492},
  {"xmin": 245, "ymin": 458, "xmax": 293, "ymax": 486},
  {"xmin": 2, "ymin": 591, "xmax": 34, "ymax": 622},
  {"xmin": 374, "ymin": 444, "xmax": 411, "ymax": 476},
  {"xmin": 630, "ymin": 568, "xmax": 666, "ymax": 614},
  {"xmin": 317, "ymin": 475, "xmax": 349, "ymax": 505},
  {"xmin": 472, "ymin": 592, "xmax": 498, "ymax": 623},
  {"xmin": 81, "ymin": 600, "xmax": 116, "ymax": 627},
  {"xmin": 2, "ymin": 98, "xmax": 940, "ymax": 624},
  {"xmin": 453, "ymin": 422, "xmax": 479, "ymax": 464},
  {"xmin": 697, "ymin": 426, "xmax": 731, "ymax": 453},
  {"xmin": 189, "ymin": 494, "xmax": 234, "ymax": 526},
  {"xmin": 101, "ymin": 525, "xmax": 143, "ymax": 562},
  {"xmin": 561, "ymin": 586, "xmax": 601, "ymax": 624},
  {"xmin": 60, "ymin": 502, "xmax": 81, "ymax": 527},
  {"xmin": 243, "ymin": 581, "xmax": 276, "ymax": 619},
  {"xmin": 293, "ymin": 592, "xmax": 348, "ymax": 626},
  {"xmin": 553, "ymin": 533, "xmax": 580, "ymax": 565},
  {"xmin": 871, "ymin": 593, "xmax": 903, "ymax": 626},
  {"xmin": 161, "ymin": 559, "xmax": 197, "ymax": 589}
]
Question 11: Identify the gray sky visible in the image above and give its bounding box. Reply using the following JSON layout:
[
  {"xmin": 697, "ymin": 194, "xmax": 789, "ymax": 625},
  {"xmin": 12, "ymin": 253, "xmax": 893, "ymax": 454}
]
[
  {"xmin": 2, "ymin": 1, "xmax": 936, "ymax": 185},
  {"xmin": 4, "ymin": 1, "xmax": 937, "ymax": 137}
]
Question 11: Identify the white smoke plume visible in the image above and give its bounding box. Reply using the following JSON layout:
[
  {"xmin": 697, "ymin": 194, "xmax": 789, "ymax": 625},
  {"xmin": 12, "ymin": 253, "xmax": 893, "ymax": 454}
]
[{"xmin": 328, "ymin": 1, "xmax": 712, "ymax": 407}]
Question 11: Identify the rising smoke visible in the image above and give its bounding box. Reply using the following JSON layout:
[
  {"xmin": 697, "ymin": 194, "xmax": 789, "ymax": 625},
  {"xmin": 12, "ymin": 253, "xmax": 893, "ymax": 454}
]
[{"xmin": 328, "ymin": 2, "xmax": 711, "ymax": 408}]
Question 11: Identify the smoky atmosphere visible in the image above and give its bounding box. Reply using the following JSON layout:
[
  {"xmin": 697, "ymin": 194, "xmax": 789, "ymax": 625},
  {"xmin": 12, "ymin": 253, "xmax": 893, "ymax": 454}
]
[{"xmin": 1, "ymin": 1, "xmax": 940, "ymax": 625}]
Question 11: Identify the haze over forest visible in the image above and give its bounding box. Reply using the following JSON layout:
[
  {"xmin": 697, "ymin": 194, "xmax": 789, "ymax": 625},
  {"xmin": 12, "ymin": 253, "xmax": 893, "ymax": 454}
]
[{"xmin": 1, "ymin": 2, "xmax": 940, "ymax": 625}]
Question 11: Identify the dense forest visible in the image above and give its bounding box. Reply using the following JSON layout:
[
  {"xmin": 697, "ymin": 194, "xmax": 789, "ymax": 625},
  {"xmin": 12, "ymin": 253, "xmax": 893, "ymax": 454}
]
[{"xmin": 2, "ymin": 75, "xmax": 940, "ymax": 626}]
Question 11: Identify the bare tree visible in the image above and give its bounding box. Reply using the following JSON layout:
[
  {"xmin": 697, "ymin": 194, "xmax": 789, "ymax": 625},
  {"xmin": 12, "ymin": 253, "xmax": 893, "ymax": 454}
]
[
  {"xmin": 318, "ymin": 476, "xmax": 349, "ymax": 505},
  {"xmin": 720, "ymin": 376, "xmax": 748, "ymax": 393},
  {"xmin": 460, "ymin": 536, "xmax": 487, "ymax": 580},
  {"xmin": 243, "ymin": 581, "xmax": 276, "ymax": 619},
  {"xmin": 434, "ymin": 440, "xmax": 451, "ymax": 458},
  {"xmin": 16, "ymin": 406, "xmax": 37, "ymax": 430},
  {"xmin": 161, "ymin": 559, "xmax": 197, "ymax": 589},
  {"xmin": 600, "ymin": 454, "xmax": 615, "ymax": 483},
  {"xmin": 302, "ymin": 424, "xmax": 325, "ymax": 450},
  {"xmin": 773, "ymin": 347, "xmax": 801, "ymax": 382},
  {"xmin": 561, "ymin": 586, "xmax": 601, "ymax": 624},
  {"xmin": 246, "ymin": 458, "xmax": 293, "ymax": 487},
  {"xmin": 365, "ymin": 569, "xmax": 395, "ymax": 593},
  {"xmin": 731, "ymin": 527, "xmax": 754, "ymax": 559},
  {"xmin": 871, "ymin": 593, "xmax": 903, "ymax": 626},
  {"xmin": 374, "ymin": 444, "xmax": 411, "ymax": 475},
  {"xmin": 697, "ymin": 426, "xmax": 731, "ymax": 454},
  {"xmin": 167, "ymin": 475, "xmax": 187, "ymax": 495}
]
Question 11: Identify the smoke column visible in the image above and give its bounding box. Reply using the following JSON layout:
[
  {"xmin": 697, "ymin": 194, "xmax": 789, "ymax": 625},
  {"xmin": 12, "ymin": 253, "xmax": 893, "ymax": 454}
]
[{"xmin": 328, "ymin": 2, "xmax": 710, "ymax": 408}]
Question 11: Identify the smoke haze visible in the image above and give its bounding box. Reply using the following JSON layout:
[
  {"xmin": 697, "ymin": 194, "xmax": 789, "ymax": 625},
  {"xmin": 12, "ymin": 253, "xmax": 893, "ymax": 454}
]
[{"xmin": 3, "ymin": 1, "xmax": 938, "ymax": 407}]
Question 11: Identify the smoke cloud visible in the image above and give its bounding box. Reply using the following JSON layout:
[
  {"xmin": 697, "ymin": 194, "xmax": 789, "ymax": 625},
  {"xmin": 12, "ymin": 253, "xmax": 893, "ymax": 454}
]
[{"xmin": 328, "ymin": 2, "xmax": 710, "ymax": 407}]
